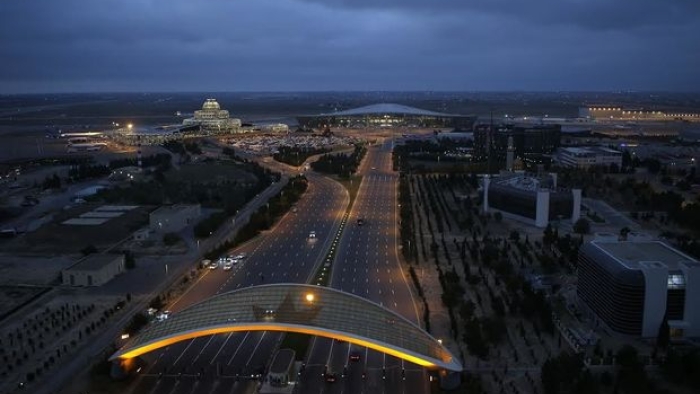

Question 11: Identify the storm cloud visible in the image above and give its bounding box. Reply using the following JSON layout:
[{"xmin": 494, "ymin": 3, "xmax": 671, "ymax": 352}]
[{"xmin": 0, "ymin": 0, "xmax": 698, "ymax": 92}]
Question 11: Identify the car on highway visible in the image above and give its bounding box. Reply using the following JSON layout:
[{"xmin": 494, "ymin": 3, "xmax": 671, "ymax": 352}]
[
  {"xmin": 371, "ymin": 167, "xmax": 376, "ymax": 170},
  {"xmin": 208, "ymin": 261, "xmax": 219, "ymax": 270},
  {"xmin": 156, "ymin": 310, "xmax": 170, "ymax": 322},
  {"xmin": 324, "ymin": 372, "xmax": 338, "ymax": 383},
  {"xmin": 234, "ymin": 252, "xmax": 247, "ymax": 260},
  {"xmin": 356, "ymin": 218, "xmax": 364, "ymax": 226},
  {"xmin": 309, "ymin": 231, "xmax": 316, "ymax": 238},
  {"xmin": 349, "ymin": 352, "xmax": 361, "ymax": 362},
  {"xmin": 223, "ymin": 261, "xmax": 233, "ymax": 270}
]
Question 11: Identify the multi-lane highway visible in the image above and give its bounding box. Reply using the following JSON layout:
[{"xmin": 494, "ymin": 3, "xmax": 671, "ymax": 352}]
[
  {"xmin": 125, "ymin": 171, "xmax": 348, "ymax": 394},
  {"xmin": 297, "ymin": 140, "xmax": 429, "ymax": 394},
  {"xmin": 124, "ymin": 139, "xmax": 429, "ymax": 394}
]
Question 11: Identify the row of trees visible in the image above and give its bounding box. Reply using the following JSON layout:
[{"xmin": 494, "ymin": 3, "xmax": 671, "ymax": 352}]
[
  {"xmin": 99, "ymin": 159, "xmax": 274, "ymax": 212},
  {"xmin": 273, "ymin": 146, "xmax": 329, "ymax": 166},
  {"xmin": 540, "ymin": 344, "xmax": 697, "ymax": 394},
  {"xmin": 0, "ymin": 299, "xmax": 129, "ymax": 390},
  {"xmin": 310, "ymin": 144, "xmax": 366, "ymax": 178},
  {"xmin": 163, "ymin": 140, "xmax": 202, "ymax": 155},
  {"xmin": 405, "ymin": 172, "xmax": 567, "ymax": 368},
  {"xmin": 203, "ymin": 175, "xmax": 308, "ymax": 258}
]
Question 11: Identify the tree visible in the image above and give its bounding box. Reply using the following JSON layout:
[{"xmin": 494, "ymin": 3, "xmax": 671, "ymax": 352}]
[
  {"xmin": 124, "ymin": 251, "xmax": 136, "ymax": 269},
  {"xmin": 573, "ymin": 218, "xmax": 590, "ymax": 235},
  {"xmin": 615, "ymin": 345, "xmax": 649, "ymax": 394},
  {"xmin": 620, "ymin": 226, "xmax": 631, "ymax": 239},
  {"xmin": 124, "ymin": 312, "xmax": 149, "ymax": 335},
  {"xmin": 481, "ymin": 316, "xmax": 507, "ymax": 344},
  {"xmin": 493, "ymin": 211, "xmax": 503, "ymax": 223},
  {"xmin": 543, "ymin": 223, "xmax": 556, "ymax": 245},
  {"xmin": 509, "ymin": 230, "xmax": 521, "ymax": 242},
  {"xmin": 80, "ymin": 245, "xmax": 98, "ymax": 256},
  {"xmin": 616, "ymin": 345, "xmax": 641, "ymax": 368},
  {"xmin": 162, "ymin": 232, "xmax": 181, "ymax": 246},
  {"xmin": 541, "ymin": 352, "xmax": 584, "ymax": 394},
  {"xmin": 656, "ymin": 315, "xmax": 670, "ymax": 350}
]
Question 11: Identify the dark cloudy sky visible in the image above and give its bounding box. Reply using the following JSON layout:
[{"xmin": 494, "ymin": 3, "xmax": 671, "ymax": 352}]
[{"xmin": 1, "ymin": 0, "xmax": 699, "ymax": 93}]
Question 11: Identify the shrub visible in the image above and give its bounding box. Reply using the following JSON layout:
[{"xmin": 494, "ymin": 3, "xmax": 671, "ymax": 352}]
[{"xmin": 163, "ymin": 233, "xmax": 181, "ymax": 246}]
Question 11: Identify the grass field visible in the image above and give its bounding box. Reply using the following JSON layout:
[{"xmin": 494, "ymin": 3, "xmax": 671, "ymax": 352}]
[
  {"xmin": 166, "ymin": 162, "xmax": 257, "ymax": 183},
  {"xmin": 7, "ymin": 204, "xmax": 152, "ymax": 254}
]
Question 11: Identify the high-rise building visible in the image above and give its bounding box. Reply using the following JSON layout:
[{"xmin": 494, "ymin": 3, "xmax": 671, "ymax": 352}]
[
  {"xmin": 577, "ymin": 238, "xmax": 700, "ymax": 338},
  {"xmin": 474, "ymin": 123, "xmax": 561, "ymax": 167}
]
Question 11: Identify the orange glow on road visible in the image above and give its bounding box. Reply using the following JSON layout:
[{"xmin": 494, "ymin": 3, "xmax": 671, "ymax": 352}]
[{"xmin": 115, "ymin": 324, "xmax": 443, "ymax": 368}]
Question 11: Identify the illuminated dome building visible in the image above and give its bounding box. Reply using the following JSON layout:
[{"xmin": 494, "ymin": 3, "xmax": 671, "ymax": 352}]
[{"xmin": 183, "ymin": 99, "xmax": 242, "ymax": 131}]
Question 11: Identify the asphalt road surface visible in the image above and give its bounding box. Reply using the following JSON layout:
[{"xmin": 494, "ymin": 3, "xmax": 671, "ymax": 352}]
[{"xmin": 297, "ymin": 140, "xmax": 429, "ymax": 394}]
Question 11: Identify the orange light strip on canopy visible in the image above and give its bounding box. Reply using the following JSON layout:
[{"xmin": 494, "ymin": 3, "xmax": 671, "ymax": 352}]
[{"xmin": 114, "ymin": 324, "xmax": 444, "ymax": 369}]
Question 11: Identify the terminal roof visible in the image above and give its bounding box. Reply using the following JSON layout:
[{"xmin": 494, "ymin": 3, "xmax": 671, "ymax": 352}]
[
  {"xmin": 322, "ymin": 103, "xmax": 461, "ymax": 117},
  {"xmin": 593, "ymin": 240, "xmax": 697, "ymax": 270}
]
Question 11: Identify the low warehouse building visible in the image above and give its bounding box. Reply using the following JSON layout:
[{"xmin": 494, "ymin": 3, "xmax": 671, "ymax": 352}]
[
  {"xmin": 62, "ymin": 253, "xmax": 125, "ymax": 287},
  {"xmin": 149, "ymin": 204, "xmax": 201, "ymax": 233}
]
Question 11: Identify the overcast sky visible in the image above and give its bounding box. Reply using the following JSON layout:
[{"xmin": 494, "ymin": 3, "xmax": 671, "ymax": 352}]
[{"xmin": 1, "ymin": 0, "xmax": 699, "ymax": 93}]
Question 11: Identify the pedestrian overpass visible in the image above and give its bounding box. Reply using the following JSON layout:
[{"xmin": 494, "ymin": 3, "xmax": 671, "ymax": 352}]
[{"xmin": 110, "ymin": 284, "xmax": 462, "ymax": 372}]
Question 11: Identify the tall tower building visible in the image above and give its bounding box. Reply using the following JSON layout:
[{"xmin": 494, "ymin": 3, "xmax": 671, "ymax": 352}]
[
  {"xmin": 506, "ymin": 135, "xmax": 515, "ymax": 171},
  {"xmin": 483, "ymin": 176, "xmax": 490, "ymax": 214}
]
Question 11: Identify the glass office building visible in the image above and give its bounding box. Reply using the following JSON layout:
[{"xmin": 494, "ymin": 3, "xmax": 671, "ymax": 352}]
[{"xmin": 577, "ymin": 240, "xmax": 700, "ymax": 338}]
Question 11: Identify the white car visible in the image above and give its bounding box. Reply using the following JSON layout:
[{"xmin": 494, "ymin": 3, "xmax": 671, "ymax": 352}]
[
  {"xmin": 309, "ymin": 231, "xmax": 316, "ymax": 239},
  {"xmin": 209, "ymin": 261, "xmax": 219, "ymax": 270},
  {"xmin": 223, "ymin": 261, "xmax": 233, "ymax": 271},
  {"xmin": 235, "ymin": 252, "xmax": 247, "ymax": 260},
  {"xmin": 156, "ymin": 311, "xmax": 170, "ymax": 322}
]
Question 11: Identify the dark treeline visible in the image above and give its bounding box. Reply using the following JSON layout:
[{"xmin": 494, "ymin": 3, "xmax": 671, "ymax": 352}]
[
  {"xmin": 310, "ymin": 144, "xmax": 366, "ymax": 178},
  {"xmin": 273, "ymin": 146, "xmax": 329, "ymax": 167},
  {"xmin": 203, "ymin": 175, "xmax": 308, "ymax": 253},
  {"xmin": 163, "ymin": 140, "xmax": 202, "ymax": 155},
  {"xmin": 109, "ymin": 153, "xmax": 172, "ymax": 170}
]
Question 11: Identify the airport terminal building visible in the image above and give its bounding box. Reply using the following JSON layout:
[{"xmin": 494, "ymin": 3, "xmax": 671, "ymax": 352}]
[
  {"xmin": 579, "ymin": 106, "xmax": 700, "ymax": 122},
  {"xmin": 577, "ymin": 239, "xmax": 700, "ymax": 338},
  {"xmin": 296, "ymin": 103, "xmax": 476, "ymax": 129}
]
